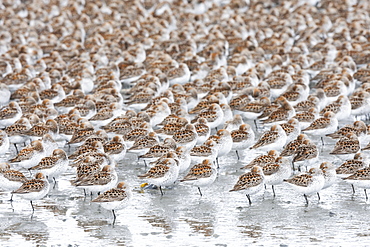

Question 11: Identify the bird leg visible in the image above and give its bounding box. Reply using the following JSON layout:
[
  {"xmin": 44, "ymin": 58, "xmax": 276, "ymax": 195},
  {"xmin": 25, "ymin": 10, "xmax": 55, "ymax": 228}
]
[
  {"xmin": 365, "ymin": 189, "xmax": 368, "ymax": 200},
  {"xmin": 53, "ymin": 177, "xmax": 57, "ymax": 189},
  {"xmin": 246, "ymin": 194, "xmax": 252, "ymax": 205},
  {"xmin": 304, "ymin": 194, "xmax": 309, "ymax": 204},
  {"xmin": 198, "ymin": 187, "xmax": 203, "ymax": 197},
  {"xmin": 112, "ymin": 210, "xmax": 116, "ymax": 225}
]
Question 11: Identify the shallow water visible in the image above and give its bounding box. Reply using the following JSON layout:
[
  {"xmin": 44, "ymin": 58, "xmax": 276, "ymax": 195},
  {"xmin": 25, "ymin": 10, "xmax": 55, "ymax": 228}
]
[{"xmin": 1, "ymin": 128, "xmax": 370, "ymax": 246}]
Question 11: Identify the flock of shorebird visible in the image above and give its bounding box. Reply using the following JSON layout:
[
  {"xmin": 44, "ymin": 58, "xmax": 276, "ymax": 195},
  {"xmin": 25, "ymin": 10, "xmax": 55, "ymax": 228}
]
[{"xmin": 1, "ymin": 0, "xmax": 370, "ymax": 223}]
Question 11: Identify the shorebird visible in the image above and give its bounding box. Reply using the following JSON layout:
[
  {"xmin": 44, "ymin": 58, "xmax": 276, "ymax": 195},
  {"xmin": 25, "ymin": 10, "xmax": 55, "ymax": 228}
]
[
  {"xmin": 92, "ymin": 182, "xmax": 132, "ymax": 225},
  {"xmin": 284, "ymin": 168, "xmax": 325, "ymax": 204},
  {"xmin": 230, "ymin": 166, "xmax": 265, "ymax": 205},
  {"xmin": 12, "ymin": 173, "xmax": 50, "ymax": 211}
]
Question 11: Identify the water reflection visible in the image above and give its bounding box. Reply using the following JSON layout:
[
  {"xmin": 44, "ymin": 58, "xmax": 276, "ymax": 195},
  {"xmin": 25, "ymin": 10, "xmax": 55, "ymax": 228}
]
[
  {"xmin": 97, "ymin": 224, "xmax": 132, "ymax": 245},
  {"xmin": 7, "ymin": 221, "xmax": 49, "ymax": 245},
  {"xmin": 76, "ymin": 217, "xmax": 132, "ymax": 244},
  {"xmin": 184, "ymin": 219, "xmax": 214, "ymax": 237},
  {"xmin": 180, "ymin": 199, "xmax": 216, "ymax": 237},
  {"xmin": 237, "ymin": 225, "xmax": 262, "ymax": 238},
  {"xmin": 139, "ymin": 214, "xmax": 172, "ymax": 234}
]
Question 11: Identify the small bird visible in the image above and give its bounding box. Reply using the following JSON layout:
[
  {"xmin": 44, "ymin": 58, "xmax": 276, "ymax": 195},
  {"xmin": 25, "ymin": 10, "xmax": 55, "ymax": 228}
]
[
  {"xmin": 24, "ymin": 119, "xmax": 59, "ymax": 141},
  {"xmin": 280, "ymin": 118, "xmax": 301, "ymax": 143},
  {"xmin": 292, "ymin": 139, "xmax": 319, "ymax": 172},
  {"xmin": 238, "ymin": 97, "xmax": 271, "ymax": 127},
  {"xmin": 192, "ymin": 103, "xmax": 224, "ymax": 129},
  {"xmin": 327, "ymin": 121, "xmax": 367, "ymax": 141},
  {"xmin": 92, "ymin": 182, "xmax": 132, "ymax": 225},
  {"xmin": 231, "ymin": 124, "xmax": 255, "ymax": 160},
  {"xmin": 12, "ymin": 173, "xmax": 50, "ymax": 211},
  {"xmin": 241, "ymin": 150, "xmax": 280, "ymax": 169},
  {"xmin": 320, "ymin": 162, "xmax": 337, "ymax": 190},
  {"xmin": 224, "ymin": 114, "xmax": 244, "ymax": 132},
  {"xmin": 280, "ymin": 134, "xmax": 309, "ymax": 157},
  {"xmin": 0, "ymin": 162, "xmax": 28, "ymax": 201},
  {"xmin": 103, "ymin": 136, "xmax": 127, "ymax": 163},
  {"xmin": 343, "ymin": 167, "xmax": 370, "ymax": 200},
  {"xmin": 10, "ymin": 140, "xmax": 45, "ymax": 169},
  {"xmin": 330, "ymin": 133, "xmax": 360, "ymax": 155},
  {"xmin": 180, "ymin": 159, "xmax": 217, "ymax": 196},
  {"xmin": 72, "ymin": 165, "xmax": 118, "ymax": 196},
  {"xmin": 190, "ymin": 139, "xmax": 219, "ymax": 164},
  {"xmin": 0, "ymin": 101, "xmax": 22, "ymax": 128},
  {"xmin": 262, "ymin": 157, "xmax": 292, "ymax": 197},
  {"xmin": 229, "ymin": 166, "xmax": 265, "ymax": 205},
  {"xmin": 194, "ymin": 117, "xmax": 211, "ymax": 145},
  {"xmin": 302, "ymin": 111, "xmax": 338, "ymax": 145},
  {"xmin": 138, "ymin": 158, "xmax": 179, "ymax": 196},
  {"xmin": 172, "ymin": 124, "xmax": 198, "ymax": 151},
  {"xmin": 208, "ymin": 129, "xmax": 233, "ymax": 162},
  {"xmin": 4, "ymin": 117, "xmax": 32, "ymax": 152},
  {"xmin": 28, "ymin": 149, "xmax": 69, "ymax": 182},
  {"xmin": 73, "ymin": 157, "xmax": 102, "ymax": 183},
  {"xmin": 336, "ymin": 153, "xmax": 368, "ymax": 193},
  {"xmin": 261, "ymin": 96, "xmax": 295, "ymax": 125},
  {"xmin": 284, "ymin": 168, "xmax": 325, "ymax": 204},
  {"xmin": 250, "ymin": 125, "xmax": 287, "ymax": 151},
  {"xmin": 68, "ymin": 122, "xmax": 95, "ymax": 145},
  {"xmin": 68, "ymin": 140, "xmax": 105, "ymax": 160},
  {"xmin": 128, "ymin": 132, "xmax": 159, "ymax": 156},
  {"xmin": 139, "ymin": 138, "xmax": 177, "ymax": 164}
]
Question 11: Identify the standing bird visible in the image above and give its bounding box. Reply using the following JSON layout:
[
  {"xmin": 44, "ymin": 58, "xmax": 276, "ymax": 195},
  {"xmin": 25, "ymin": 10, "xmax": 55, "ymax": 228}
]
[
  {"xmin": 9, "ymin": 140, "xmax": 45, "ymax": 169},
  {"xmin": 292, "ymin": 139, "xmax": 319, "ymax": 171},
  {"xmin": 284, "ymin": 168, "xmax": 325, "ymax": 204},
  {"xmin": 230, "ymin": 166, "xmax": 265, "ymax": 205},
  {"xmin": 138, "ymin": 158, "xmax": 179, "ymax": 196},
  {"xmin": 172, "ymin": 124, "xmax": 198, "ymax": 151},
  {"xmin": 241, "ymin": 150, "xmax": 280, "ymax": 169},
  {"xmin": 231, "ymin": 124, "xmax": 255, "ymax": 160},
  {"xmin": 336, "ymin": 153, "xmax": 368, "ymax": 193},
  {"xmin": 28, "ymin": 149, "xmax": 69, "ymax": 183},
  {"xmin": 92, "ymin": 182, "xmax": 132, "ymax": 225},
  {"xmin": 0, "ymin": 102, "xmax": 22, "ymax": 128},
  {"xmin": 12, "ymin": 173, "xmax": 50, "ymax": 211},
  {"xmin": 180, "ymin": 159, "xmax": 217, "ymax": 196},
  {"xmin": 343, "ymin": 167, "xmax": 370, "ymax": 200},
  {"xmin": 262, "ymin": 157, "xmax": 292, "ymax": 197},
  {"xmin": 0, "ymin": 163, "xmax": 28, "ymax": 201},
  {"xmin": 72, "ymin": 165, "xmax": 118, "ymax": 196},
  {"xmin": 320, "ymin": 162, "xmax": 337, "ymax": 190},
  {"xmin": 250, "ymin": 124, "xmax": 287, "ymax": 151},
  {"xmin": 280, "ymin": 134, "xmax": 309, "ymax": 157},
  {"xmin": 261, "ymin": 96, "xmax": 295, "ymax": 125},
  {"xmin": 330, "ymin": 133, "xmax": 360, "ymax": 155},
  {"xmin": 302, "ymin": 111, "xmax": 338, "ymax": 145}
]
